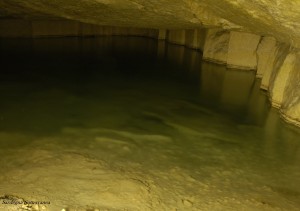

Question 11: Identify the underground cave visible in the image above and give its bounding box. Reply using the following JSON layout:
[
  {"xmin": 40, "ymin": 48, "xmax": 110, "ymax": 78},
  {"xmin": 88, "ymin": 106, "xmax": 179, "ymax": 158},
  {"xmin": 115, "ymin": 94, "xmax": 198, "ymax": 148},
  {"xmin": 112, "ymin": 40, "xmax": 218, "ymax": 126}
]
[{"xmin": 0, "ymin": 0, "xmax": 300, "ymax": 210}]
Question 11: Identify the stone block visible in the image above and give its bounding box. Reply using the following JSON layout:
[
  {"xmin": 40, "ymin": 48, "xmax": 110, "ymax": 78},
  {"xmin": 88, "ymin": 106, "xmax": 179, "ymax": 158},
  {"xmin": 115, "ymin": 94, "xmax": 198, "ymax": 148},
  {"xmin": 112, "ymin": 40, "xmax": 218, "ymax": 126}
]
[
  {"xmin": 280, "ymin": 51, "xmax": 300, "ymax": 126},
  {"xmin": 203, "ymin": 28, "xmax": 230, "ymax": 64},
  {"xmin": 256, "ymin": 36, "xmax": 277, "ymax": 78},
  {"xmin": 261, "ymin": 43, "xmax": 289, "ymax": 90},
  {"xmin": 269, "ymin": 52, "xmax": 296, "ymax": 107},
  {"xmin": 226, "ymin": 31, "xmax": 261, "ymax": 70}
]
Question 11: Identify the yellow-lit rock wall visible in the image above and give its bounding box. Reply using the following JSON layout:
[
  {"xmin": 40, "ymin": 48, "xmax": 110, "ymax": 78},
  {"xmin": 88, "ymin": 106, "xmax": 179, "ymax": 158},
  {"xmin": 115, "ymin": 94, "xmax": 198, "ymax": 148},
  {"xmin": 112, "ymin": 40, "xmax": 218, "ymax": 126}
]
[
  {"xmin": 202, "ymin": 28, "xmax": 230, "ymax": 64},
  {"xmin": 279, "ymin": 51, "xmax": 300, "ymax": 126},
  {"xmin": 1, "ymin": 0, "xmax": 300, "ymax": 48},
  {"xmin": 256, "ymin": 37, "xmax": 277, "ymax": 79},
  {"xmin": 226, "ymin": 31, "xmax": 261, "ymax": 70}
]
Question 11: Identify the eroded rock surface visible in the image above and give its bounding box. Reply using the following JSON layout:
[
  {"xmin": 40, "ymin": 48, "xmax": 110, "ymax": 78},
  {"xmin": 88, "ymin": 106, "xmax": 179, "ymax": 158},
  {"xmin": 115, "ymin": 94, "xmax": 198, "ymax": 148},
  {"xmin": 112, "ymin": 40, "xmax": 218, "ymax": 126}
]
[{"xmin": 1, "ymin": 0, "xmax": 300, "ymax": 47}]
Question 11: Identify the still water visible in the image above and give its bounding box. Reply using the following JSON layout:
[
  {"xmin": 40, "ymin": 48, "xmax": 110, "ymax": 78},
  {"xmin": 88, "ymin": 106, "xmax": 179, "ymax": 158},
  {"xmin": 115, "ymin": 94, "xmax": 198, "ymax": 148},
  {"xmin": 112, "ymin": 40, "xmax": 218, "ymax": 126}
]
[{"xmin": 0, "ymin": 37, "xmax": 299, "ymax": 210}]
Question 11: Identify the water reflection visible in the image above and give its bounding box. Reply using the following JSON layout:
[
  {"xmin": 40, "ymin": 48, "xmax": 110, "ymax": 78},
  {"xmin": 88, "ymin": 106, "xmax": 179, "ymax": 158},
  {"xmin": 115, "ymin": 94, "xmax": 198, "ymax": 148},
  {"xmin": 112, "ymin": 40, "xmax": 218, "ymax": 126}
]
[
  {"xmin": 200, "ymin": 62, "xmax": 226, "ymax": 105},
  {"xmin": 166, "ymin": 43, "xmax": 185, "ymax": 66}
]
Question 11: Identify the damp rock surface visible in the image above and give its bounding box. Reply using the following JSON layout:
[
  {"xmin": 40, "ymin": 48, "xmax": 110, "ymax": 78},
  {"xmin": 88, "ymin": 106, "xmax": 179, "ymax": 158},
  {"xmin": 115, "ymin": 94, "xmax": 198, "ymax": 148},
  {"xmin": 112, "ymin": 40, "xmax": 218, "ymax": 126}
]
[{"xmin": 1, "ymin": 0, "xmax": 300, "ymax": 47}]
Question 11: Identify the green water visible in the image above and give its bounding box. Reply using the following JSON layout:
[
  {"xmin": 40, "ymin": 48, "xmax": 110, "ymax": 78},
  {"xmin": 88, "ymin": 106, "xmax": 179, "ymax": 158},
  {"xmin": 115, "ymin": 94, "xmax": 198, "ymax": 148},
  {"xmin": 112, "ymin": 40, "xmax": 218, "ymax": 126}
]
[{"xmin": 0, "ymin": 37, "xmax": 299, "ymax": 210}]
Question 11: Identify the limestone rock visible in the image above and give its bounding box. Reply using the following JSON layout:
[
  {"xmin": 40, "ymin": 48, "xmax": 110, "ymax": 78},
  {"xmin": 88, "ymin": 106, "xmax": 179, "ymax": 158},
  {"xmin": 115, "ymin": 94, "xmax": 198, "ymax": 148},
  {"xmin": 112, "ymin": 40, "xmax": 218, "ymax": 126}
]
[
  {"xmin": 198, "ymin": 0, "xmax": 300, "ymax": 48},
  {"xmin": 269, "ymin": 52, "xmax": 297, "ymax": 108},
  {"xmin": 256, "ymin": 37, "xmax": 277, "ymax": 78},
  {"xmin": 226, "ymin": 31, "xmax": 261, "ymax": 70},
  {"xmin": 203, "ymin": 28, "xmax": 230, "ymax": 64},
  {"xmin": 1, "ymin": 0, "xmax": 300, "ymax": 48},
  {"xmin": 0, "ymin": 19, "xmax": 159, "ymax": 38},
  {"xmin": 280, "ymin": 51, "xmax": 300, "ymax": 126},
  {"xmin": 261, "ymin": 43, "xmax": 290, "ymax": 90}
]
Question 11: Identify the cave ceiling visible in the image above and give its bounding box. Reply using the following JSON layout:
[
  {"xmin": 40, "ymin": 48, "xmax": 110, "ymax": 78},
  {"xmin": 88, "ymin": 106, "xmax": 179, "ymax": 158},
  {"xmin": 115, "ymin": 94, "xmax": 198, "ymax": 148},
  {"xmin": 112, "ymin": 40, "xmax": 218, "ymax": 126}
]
[{"xmin": 0, "ymin": 0, "xmax": 300, "ymax": 47}]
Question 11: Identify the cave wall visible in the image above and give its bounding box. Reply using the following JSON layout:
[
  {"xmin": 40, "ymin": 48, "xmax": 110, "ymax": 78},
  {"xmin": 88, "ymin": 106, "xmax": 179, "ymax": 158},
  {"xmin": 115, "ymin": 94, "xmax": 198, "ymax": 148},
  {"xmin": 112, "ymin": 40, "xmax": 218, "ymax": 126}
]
[
  {"xmin": 197, "ymin": 27, "xmax": 300, "ymax": 126},
  {"xmin": 202, "ymin": 29, "xmax": 230, "ymax": 64},
  {"xmin": 280, "ymin": 51, "xmax": 300, "ymax": 126},
  {"xmin": 0, "ymin": 19, "xmax": 159, "ymax": 38},
  {"xmin": 226, "ymin": 31, "xmax": 261, "ymax": 70},
  {"xmin": 1, "ymin": 0, "xmax": 300, "ymax": 48}
]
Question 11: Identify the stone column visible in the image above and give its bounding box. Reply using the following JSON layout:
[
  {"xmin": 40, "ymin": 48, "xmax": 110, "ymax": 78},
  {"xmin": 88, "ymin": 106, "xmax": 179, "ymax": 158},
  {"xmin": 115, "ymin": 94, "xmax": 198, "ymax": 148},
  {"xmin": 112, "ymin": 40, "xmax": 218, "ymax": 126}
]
[
  {"xmin": 203, "ymin": 28, "xmax": 230, "ymax": 64},
  {"xmin": 226, "ymin": 31, "xmax": 261, "ymax": 70}
]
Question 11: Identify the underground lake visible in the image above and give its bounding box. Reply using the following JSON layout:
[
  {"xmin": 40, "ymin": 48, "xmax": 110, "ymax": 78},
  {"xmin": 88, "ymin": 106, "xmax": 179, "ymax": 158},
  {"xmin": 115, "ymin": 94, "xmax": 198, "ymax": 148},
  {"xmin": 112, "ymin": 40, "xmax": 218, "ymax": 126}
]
[{"xmin": 0, "ymin": 37, "xmax": 299, "ymax": 211}]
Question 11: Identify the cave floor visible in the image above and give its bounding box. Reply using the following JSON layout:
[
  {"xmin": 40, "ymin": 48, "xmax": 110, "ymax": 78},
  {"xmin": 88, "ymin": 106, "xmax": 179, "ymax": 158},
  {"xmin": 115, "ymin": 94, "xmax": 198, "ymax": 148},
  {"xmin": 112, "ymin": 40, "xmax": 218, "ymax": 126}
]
[{"xmin": 0, "ymin": 37, "xmax": 299, "ymax": 211}]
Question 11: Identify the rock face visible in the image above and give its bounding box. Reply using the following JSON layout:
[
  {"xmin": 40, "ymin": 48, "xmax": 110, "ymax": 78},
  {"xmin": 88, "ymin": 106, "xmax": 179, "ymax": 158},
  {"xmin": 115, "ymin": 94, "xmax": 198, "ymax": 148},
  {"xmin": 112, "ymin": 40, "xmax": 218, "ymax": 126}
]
[
  {"xmin": 1, "ymin": 0, "xmax": 300, "ymax": 47},
  {"xmin": 226, "ymin": 32, "xmax": 261, "ymax": 70},
  {"xmin": 256, "ymin": 37, "xmax": 277, "ymax": 79},
  {"xmin": 203, "ymin": 29, "xmax": 230, "ymax": 64},
  {"xmin": 269, "ymin": 52, "xmax": 296, "ymax": 108},
  {"xmin": 1, "ymin": 0, "xmax": 300, "ymax": 126},
  {"xmin": 280, "ymin": 51, "xmax": 300, "ymax": 126},
  {"xmin": 0, "ymin": 19, "xmax": 159, "ymax": 38},
  {"xmin": 260, "ymin": 42, "xmax": 290, "ymax": 90}
]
